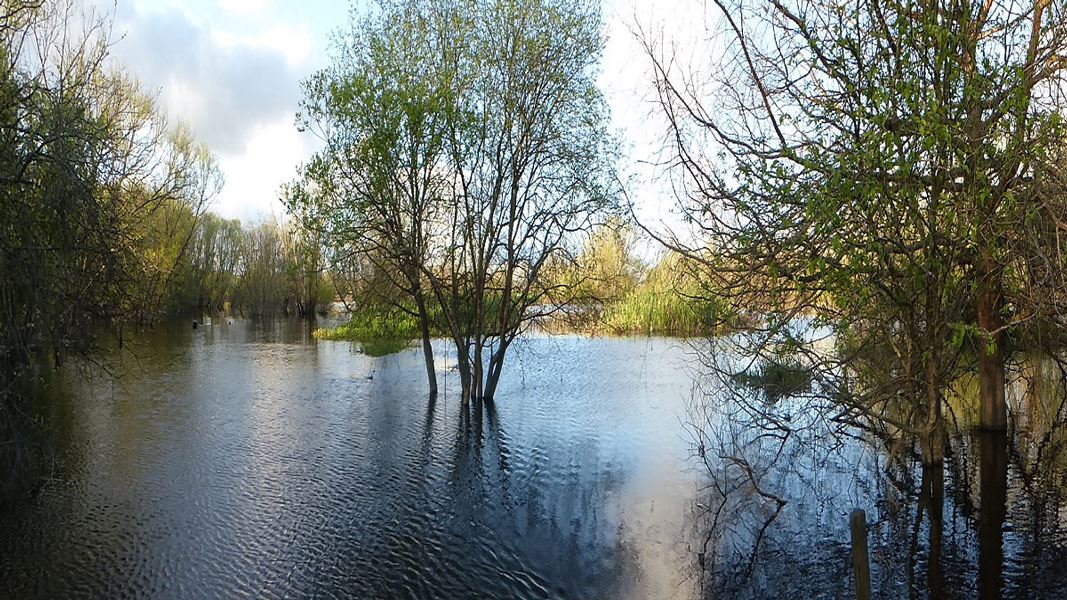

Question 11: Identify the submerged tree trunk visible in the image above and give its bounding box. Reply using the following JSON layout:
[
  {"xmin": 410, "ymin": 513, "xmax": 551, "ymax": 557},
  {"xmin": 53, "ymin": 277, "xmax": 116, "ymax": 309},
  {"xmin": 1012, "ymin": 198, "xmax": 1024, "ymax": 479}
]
[
  {"xmin": 977, "ymin": 264, "xmax": 1007, "ymax": 429},
  {"xmin": 419, "ymin": 327, "xmax": 437, "ymax": 397},
  {"xmin": 457, "ymin": 344, "xmax": 472, "ymax": 403},
  {"xmin": 415, "ymin": 294, "xmax": 437, "ymax": 397},
  {"xmin": 923, "ymin": 462, "xmax": 945, "ymax": 600},
  {"xmin": 978, "ymin": 429, "xmax": 1008, "ymax": 600},
  {"xmin": 471, "ymin": 339, "xmax": 485, "ymax": 401},
  {"xmin": 483, "ymin": 361, "xmax": 502, "ymax": 402},
  {"xmin": 482, "ymin": 341, "xmax": 510, "ymax": 401}
]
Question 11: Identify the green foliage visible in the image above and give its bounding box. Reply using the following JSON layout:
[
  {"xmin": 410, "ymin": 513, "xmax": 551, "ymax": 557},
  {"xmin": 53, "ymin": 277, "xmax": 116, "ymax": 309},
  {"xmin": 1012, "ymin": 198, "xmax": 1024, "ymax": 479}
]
[
  {"xmin": 314, "ymin": 308, "xmax": 421, "ymax": 356},
  {"xmin": 649, "ymin": 0, "xmax": 1067, "ymax": 438},
  {"xmin": 170, "ymin": 213, "xmax": 245, "ymax": 313},
  {"xmin": 295, "ymin": 0, "xmax": 616, "ymax": 399},
  {"xmin": 0, "ymin": 1, "xmax": 220, "ymax": 376},
  {"xmin": 601, "ymin": 253, "xmax": 717, "ymax": 336},
  {"xmin": 731, "ymin": 357, "xmax": 812, "ymax": 400},
  {"xmin": 162, "ymin": 214, "xmax": 333, "ymax": 319}
]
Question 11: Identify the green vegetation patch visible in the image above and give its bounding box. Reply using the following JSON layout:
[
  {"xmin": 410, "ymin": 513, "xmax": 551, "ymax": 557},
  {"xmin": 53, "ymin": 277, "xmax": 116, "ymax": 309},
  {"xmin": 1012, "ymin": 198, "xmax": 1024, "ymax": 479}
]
[
  {"xmin": 596, "ymin": 252, "xmax": 720, "ymax": 337},
  {"xmin": 602, "ymin": 286, "xmax": 714, "ymax": 336},
  {"xmin": 314, "ymin": 309, "xmax": 421, "ymax": 356}
]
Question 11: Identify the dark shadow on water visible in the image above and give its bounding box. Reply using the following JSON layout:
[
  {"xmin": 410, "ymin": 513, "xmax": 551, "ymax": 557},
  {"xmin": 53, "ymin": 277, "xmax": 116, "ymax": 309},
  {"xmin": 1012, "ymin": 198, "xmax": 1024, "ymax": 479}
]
[{"xmin": 921, "ymin": 461, "xmax": 945, "ymax": 600}]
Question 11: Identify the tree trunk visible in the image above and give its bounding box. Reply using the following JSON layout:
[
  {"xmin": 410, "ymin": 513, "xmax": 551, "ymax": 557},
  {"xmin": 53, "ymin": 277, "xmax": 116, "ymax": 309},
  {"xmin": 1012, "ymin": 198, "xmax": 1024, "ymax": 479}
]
[
  {"xmin": 483, "ymin": 341, "xmax": 510, "ymax": 401},
  {"xmin": 978, "ymin": 430, "xmax": 1008, "ymax": 600},
  {"xmin": 922, "ymin": 348, "xmax": 945, "ymax": 465},
  {"xmin": 923, "ymin": 462, "xmax": 945, "ymax": 600},
  {"xmin": 472, "ymin": 340, "xmax": 484, "ymax": 400},
  {"xmin": 457, "ymin": 346, "xmax": 472, "ymax": 403},
  {"xmin": 415, "ymin": 294, "xmax": 437, "ymax": 396},
  {"xmin": 483, "ymin": 363, "xmax": 502, "ymax": 402},
  {"xmin": 977, "ymin": 265, "xmax": 1007, "ymax": 429}
]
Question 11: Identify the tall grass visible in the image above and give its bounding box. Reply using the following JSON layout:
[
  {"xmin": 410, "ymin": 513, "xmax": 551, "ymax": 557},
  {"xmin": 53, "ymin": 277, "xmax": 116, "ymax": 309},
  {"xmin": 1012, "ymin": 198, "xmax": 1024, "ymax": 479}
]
[
  {"xmin": 314, "ymin": 248, "xmax": 721, "ymax": 347},
  {"xmin": 601, "ymin": 286, "xmax": 713, "ymax": 336},
  {"xmin": 599, "ymin": 252, "xmax": 718, "ymax": 336}
]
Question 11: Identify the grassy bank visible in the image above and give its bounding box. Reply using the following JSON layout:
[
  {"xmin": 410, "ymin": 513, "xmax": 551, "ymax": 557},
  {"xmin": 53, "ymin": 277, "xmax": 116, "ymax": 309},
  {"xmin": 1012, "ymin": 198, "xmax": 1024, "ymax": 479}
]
[
  {"xmin": 597, "ymin": 251, "xmax": 718, "ymax": 336},
  {"xmin": 317, "ymin": 288, "xmax": 715, "ymax": 350},
  {"xmin": 314, "ymin": 248, "xmax": 720, "ymax": 348}
]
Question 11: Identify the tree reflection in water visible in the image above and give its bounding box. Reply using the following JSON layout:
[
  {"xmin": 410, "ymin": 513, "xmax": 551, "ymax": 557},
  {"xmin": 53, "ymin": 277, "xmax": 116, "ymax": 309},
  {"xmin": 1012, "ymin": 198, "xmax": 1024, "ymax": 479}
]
[{"xmin": 687, "ymin": 354, "xmax": 1067, "ymax": 599}]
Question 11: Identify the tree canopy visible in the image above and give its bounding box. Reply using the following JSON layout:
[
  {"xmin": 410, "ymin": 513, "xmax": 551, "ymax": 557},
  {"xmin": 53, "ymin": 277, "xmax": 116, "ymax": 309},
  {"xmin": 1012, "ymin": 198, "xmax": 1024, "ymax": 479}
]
[
  {"xmin": 644, "ymin": 0, "xmax": 1067, "ymax": 461},
  {"xmin": 291, "ymin": 0, "xmax": 616, "ymax": 400}
]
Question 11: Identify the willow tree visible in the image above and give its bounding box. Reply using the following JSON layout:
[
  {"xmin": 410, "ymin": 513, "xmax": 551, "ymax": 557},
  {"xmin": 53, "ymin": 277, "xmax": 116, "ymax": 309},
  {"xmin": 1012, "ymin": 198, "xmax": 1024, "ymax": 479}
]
[
  {"xmin": 645, "ymin": 0, "xmax": 1067, "ymax": 459},
  {"xmin": 293, "ymin": 0, "xmax": 615, "ymax": 401}
]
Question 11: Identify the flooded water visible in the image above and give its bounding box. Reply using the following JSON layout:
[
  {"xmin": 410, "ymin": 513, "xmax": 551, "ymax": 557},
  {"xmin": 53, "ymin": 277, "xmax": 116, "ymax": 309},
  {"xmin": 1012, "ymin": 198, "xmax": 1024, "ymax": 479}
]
[
  {"xmin": 1, "ymin": 320, "xmax": 1067, "ymax": 598},
  {"xmin": 0, "ymin": 321, "xmax": 702, "ymax": 599}
]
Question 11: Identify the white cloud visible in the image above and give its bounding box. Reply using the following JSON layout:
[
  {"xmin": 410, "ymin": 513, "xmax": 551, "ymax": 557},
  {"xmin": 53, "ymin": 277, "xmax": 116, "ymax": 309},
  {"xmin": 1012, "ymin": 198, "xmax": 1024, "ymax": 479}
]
[
  {"xmin": 95, "ymin": 0, "xmax": 332, "ymax": 219},
  {"xmin": 98, "ymin": 0, "xmax": 704, "ymax": 225},
  {"xmin": 218, "ymin": 0, "xmax": 275, "ymax": 17},
  {"xmin": 211, "ymin": 23, "xmax": 314, "ymax": 67},
  {"xmin": 213, "ymin": 118, "xmax": 315, "ymax": 221},
  {"xmin": 112, "ymin": 6, "xmax": 309, "ymax": 154}
]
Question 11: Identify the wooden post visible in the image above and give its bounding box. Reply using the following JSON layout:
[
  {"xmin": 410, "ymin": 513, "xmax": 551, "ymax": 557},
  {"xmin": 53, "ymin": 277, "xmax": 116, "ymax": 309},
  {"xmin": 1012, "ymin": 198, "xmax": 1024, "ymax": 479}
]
[{"xmin": 850, "ymin": 509, "xmax": 872, "ymax": 600}]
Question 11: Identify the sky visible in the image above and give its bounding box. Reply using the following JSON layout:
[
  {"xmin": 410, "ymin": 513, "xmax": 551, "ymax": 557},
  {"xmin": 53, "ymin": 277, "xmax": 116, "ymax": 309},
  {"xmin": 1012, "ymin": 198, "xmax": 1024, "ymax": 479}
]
[{"xmin": 101, "ymin": 0, "xmax": 712, "ymax": 229}]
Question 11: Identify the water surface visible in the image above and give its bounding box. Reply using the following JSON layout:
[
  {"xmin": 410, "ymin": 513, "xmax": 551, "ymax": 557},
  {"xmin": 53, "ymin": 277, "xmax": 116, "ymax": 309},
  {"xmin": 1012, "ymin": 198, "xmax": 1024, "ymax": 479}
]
[
  {"xmin": 1, "ymin": 321, "xmax": 701, "ymax": 599},
  {"xmin": 3, "ymin": 320, "xmax": 1067, "ymax": 599}
]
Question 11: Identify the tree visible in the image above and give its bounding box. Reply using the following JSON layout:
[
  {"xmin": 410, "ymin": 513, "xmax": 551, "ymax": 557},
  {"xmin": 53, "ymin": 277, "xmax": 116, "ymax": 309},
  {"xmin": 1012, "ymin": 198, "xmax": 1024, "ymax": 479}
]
[
  {"xmin": 424, "ymin": 0, "xmax": 615, "ymax": 401},
  {"xmin": 0, "ymin": 0, "xmax": 219, "ymax": 375},
  {"xmin": 564, "ymin": 218, "xmax": 644, "ymax": 309},
  {"xmin": 1, "ymin": 0, "xmax": 221, "ymax": 495},
  {"xmin": 642, "ymin": 0, "xmax": 1067, "ymax": 461},
  {"xmin": 293, "ymin": 0, "xmax": 616, "ymax": 401},
  {"xmin": 179, "ymin": 213, "xmax": 245, "ymax": 313},
  {"xmin": 291, "ymin": 0, "xmax": 457, "ymax": 395},
  {"xmin": 282, "ymin": 219, "xmax": 332, "ymax": 318}
]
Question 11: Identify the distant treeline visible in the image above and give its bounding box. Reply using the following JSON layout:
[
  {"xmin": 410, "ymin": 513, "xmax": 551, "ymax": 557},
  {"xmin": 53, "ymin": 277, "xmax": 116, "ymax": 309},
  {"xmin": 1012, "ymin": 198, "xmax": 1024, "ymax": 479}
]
[
  {"xmin": 166, "ymin": 212, "xmax": 332, "ymax": 319},
  {"xmin": 0, "ymin": 1, "xmax": 334, "ymax": 385}
]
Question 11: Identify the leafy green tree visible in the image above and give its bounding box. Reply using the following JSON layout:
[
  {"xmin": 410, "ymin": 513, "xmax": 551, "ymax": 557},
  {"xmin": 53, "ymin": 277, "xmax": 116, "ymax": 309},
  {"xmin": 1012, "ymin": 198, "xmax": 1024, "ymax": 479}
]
[
  {"xmin": 291, "ymin": 0, "xmax": 457, "ymax": 394},
  {"xmin": 644, "ymin": 0, "xmax": 1067, "ymax": 460},
  {"xmin": 293, "ymin": 0, "xmax": 616, "ymax": 401},
  {"xmin": 178, "ymin": 213, "xmax": 245, "ymax": 313},
  {"xmin": 427, "ymin": 0, "xmax": 615, "ymax": 401}
]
